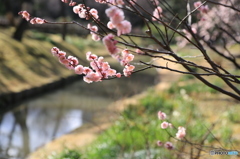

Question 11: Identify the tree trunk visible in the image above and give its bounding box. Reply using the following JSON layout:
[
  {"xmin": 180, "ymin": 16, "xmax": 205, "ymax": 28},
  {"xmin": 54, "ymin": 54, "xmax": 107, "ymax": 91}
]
[
  {"xmin": 61, "ymin": 1, "xmax": 67, "ymax": 41},
  {"xmin": 12, "ymin": 0, "xmax": 33, "ymax": 41},
  {"xmin": 13, "ymin": 19, "xmax": 28, "ymax": 41}
]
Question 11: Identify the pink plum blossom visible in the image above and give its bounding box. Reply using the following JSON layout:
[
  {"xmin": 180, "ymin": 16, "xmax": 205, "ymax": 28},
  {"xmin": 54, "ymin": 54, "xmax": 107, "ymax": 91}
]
[
  {"xmin": 86, "ymin": 51, "xmax": 98, "ymax": 61},
  {"xmin": 50, "ymin": 38, "xmax": 132, "ymax": 82},
  {"xmin": 68, "ymin": 56, "xmax": 79, "ymax": 65},
  {"xmin": 18, "ymin": 11, "xmax": 30, "ymax": 21},
  {"xmin": 158, "ymin": 111, "xmax": 167, "ymax": 120},
  {"xmin": 75, "ymin": 65, "xmax": 84, "ymax": 74},
  {"xmin": 83, "ymin": 72, "xmax": 102, "ymax": 83},
  {"xmin": 153, "ymin": 6, "xmax": 163, "ymax": 21},
  {"xmin": 120, "ymin": 49, "xmax": 135, "ymax": 66},
  {"xmin": 194, "ymin": 1, "xmax": 209, "ymax": 14},
  {"xmin": 201, "ymin": 5, "xmax": 209, "ymax": 14},
  {"xmin": 95, "ymin": 0, "xmax": 124, "ymax": 5},
  {"xmin": 61, "ymin": 0, "xmax": 69, "ymax": 3},
  {"xmin": 107, "ymin": 69, "xmax": 117, "ymax": 76},
  {"xmin": 78, "ymin": 9, "xmax": 87, "ymax": 18},
  {"xmin": 194, "ymin": 1, "xmax": 202, "ymax": 9},
  {"xmin": 91, "ymin": 34, "xmax": 101, "ymax": 41},
  {"xmin": 107, "ymin": 21, "xmax": 115, "ymax": 29},
  {"xmin": 164, "ymin": 142, "xmax": 174, "ymax": 150},
  {"xmin": 161, "ymin": 121, "xmax": 169, "ymax": 129},
  {"xmin": 116, "ymin": 20, "xmax": 132, "ymax": 36},
  {"xmin": 116, "ymin": 0, "xmax": 124, "ymax": 5},
  {"xmin": 135, "ymin": 49, "xmax": 144, "ymax": 54},
  {"xmin": 116, "ymin": 73, "xmax": 121, "ymax": 78},
  {"xmin": 176, "ymin": 126, "xmax": 186, "ymax": 139},
  {"xmin": 105, "ymin": 6, "xmax": 131, "ymax": 36},
  {"xmin": 123, "ymin": 65, "xmax": 135, "ymax": 77},
  {"xmin": 89, "ymin": 8, "xmax": 99, "ymax": 19},
  {"xmin": 73, "ymin": 5, "xmax": 81, "ymax": 14},
  {"xmin": 30, "ymin": 17, "xmax": 46, "ymax": 24},
  {"xmin": 106, "ymin": 6, "xmax": 124, "ymax": 25},
  {"xmin": 72, "ymin": 4, "xmax": 89, "ymax": 19},
  {"xmin": 87, "ymin": 24, "xmax": 100, "ymax": 41},
  {"xmin": 157, "ymin": 140, "xmax": 163, "ymax": 147},
  {"xmin": 51, "ymin": 47, "xmax": 60, "ymax": 56},
  {"xmin": 102, "ymin": 34, "xmax": 119, "ymax": 55},
  {"xmin": 58, "ymin": 51, "xmax": 67, "ymax": 57},
  {"xmin": 69, "ymin": 2, "xmax": 76, "ymax": 6},
  {"xmin": 59, "ymin": 56, "xmax": 69, "ymax": 66}
]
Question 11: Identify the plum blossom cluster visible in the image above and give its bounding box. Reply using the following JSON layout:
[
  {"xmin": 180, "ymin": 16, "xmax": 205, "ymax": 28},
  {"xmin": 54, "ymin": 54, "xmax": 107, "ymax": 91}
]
[
  {"xmin": 158, "ymin": 111, "xmax": 167, "ymax": 120},
  {"xmin": 73, "ymin": 4, "xmax": 99, "ymax": 20},
  {"xmin": 51, "ymin": 47, "xmax": 121, "ymax": 83},
  {"xmin": 176, "ymin": 126, "xmax": 186, "ymax": 140},
  {"xmin": 194, "ymin": 1, "xmax": 209, "ymax": 14},
  {"xmin": 194, "ymin": 1, "xmax": 209, "ymax": 21},
  {"xmin": 195, "ymin": 0, "xmax": 238, "ymax": 42},
  {"xmin": 152, "ymin": 6, "xmax": 163, "ymax": 21},
  {"xmin": 106, "ymin": 6, "xmax": 132, "ymax": 36},
  {"xmin": 157, "ymin": 110, "xmax": 187, "ymax": 150},
  {"xmin": 87, "ymin": 24, "xmax": 101, "ymax": 41},
  {"xmin": 95, "ymin": 0, "xmax": 138, "ymax": 6},
  {"xmin": 176, "ymin": 27, "xmax": 197, "ymax": 48},
  {"xmin": 18, "ymin": 11, "xmax": 46, "ymax": 24},
  {"xmin": 103, "ymin": 34, "xmax": 135, "ymax": 77},
  {"xmin": 95, "ymin": 0, "xmax": 125, "ymax": 6},
  {"xmin": 158, "ymin": 111, "xmax": 186, "ymax": 139},
  {"xmin": 102, "ymin": 33, "xmax": 119, "ymax": 55},
  {"xmin": 157, "ymin": 141, "xmax": 174, "ymax": 150},
  {"xmin": 61, "ymin": 0, "xmax": 76, "ymax": 6}
]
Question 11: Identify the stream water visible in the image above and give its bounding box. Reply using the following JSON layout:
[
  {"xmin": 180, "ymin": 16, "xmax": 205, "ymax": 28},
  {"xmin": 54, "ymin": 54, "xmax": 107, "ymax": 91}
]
[{"xmin": 0, "ymin": 73, "xmax": 157, "ymax": 159}]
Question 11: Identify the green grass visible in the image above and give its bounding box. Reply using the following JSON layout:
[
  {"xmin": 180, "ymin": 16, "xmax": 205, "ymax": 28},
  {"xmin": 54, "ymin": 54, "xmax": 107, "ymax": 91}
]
[
  {"xmin": 50, "ymin": 81, "xmax": 239, "ymax": 159},
  {"xmin": 48, "ymin": 149, "xmax": 82, "ymax": 159},
  {"xmin": 169, "ymin": 75, "xmax": 223, "ymax": 94}
]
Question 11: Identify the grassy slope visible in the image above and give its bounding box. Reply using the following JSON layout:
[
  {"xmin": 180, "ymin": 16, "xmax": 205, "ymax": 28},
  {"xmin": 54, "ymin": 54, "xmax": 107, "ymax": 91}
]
[{"xmin": 0, "ymin": 27, "xmax": 102, "ymax": 94}]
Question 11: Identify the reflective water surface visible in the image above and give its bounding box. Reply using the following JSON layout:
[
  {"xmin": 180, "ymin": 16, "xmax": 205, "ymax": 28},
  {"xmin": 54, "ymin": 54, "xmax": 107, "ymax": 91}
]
[
  {"xmin": 0, "ymin": 73, "xmax": 157, "ymax": 159},
  {"xmin": 0, "ymin": 106, "xmax": 83, "ymax": 158}
]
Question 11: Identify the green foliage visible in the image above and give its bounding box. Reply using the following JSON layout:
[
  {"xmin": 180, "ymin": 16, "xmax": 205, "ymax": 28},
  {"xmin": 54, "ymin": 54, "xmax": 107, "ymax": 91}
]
[
  {"xmin": 168, "ymin": 79, "xmax": 219, "ymax": 94},
  {"xmin": 140, "ymin": 94, "xmax": 174, "ymax": 114},
  {"xmin": 80, "ymin": 86, "xmax": 213, "ymax": 158},
  {"xmin": 227, "ymin": 107, "xmax": 240, "ymax": 123},
  {"xmin": 49, "ymin": 149, "xmax": 82, "ymax": 159}
]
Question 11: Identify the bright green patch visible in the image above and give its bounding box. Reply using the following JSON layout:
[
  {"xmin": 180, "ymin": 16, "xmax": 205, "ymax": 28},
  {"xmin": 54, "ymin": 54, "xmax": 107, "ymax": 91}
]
[{"xmin": 49, "ymin": 149, "xmax": 82, "ymax": 159}]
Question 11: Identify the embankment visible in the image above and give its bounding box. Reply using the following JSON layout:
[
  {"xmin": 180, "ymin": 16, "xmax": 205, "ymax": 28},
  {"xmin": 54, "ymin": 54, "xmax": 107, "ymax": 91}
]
[{"xmin": 0, "ymin": 27, "xmax": 89, "ymax": 111}]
